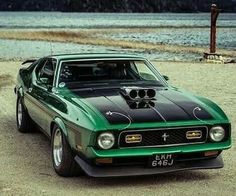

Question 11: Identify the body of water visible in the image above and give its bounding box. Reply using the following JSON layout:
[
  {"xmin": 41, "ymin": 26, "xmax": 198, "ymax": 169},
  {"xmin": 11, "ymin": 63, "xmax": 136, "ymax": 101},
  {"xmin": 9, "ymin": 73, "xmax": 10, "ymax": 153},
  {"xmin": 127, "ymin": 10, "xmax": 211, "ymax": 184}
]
[
  {"xmin": 0, "ymin": 12, "xmax": 235, "ymax": 60},
  {"xmin": 102, "ymin": 28, "xmax": 236, "ymax": 49},
  {"xmin": 0, "ymin": 12, "xmax": 236, "ymax": 28}
]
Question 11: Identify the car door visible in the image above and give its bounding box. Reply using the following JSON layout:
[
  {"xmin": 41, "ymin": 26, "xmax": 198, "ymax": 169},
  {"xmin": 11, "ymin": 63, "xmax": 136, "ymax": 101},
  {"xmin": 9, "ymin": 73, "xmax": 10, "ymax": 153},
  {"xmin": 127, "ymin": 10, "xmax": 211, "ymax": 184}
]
[{"xmin": 25, "ymin": 58, "xmax": 56, "ymax": 134}]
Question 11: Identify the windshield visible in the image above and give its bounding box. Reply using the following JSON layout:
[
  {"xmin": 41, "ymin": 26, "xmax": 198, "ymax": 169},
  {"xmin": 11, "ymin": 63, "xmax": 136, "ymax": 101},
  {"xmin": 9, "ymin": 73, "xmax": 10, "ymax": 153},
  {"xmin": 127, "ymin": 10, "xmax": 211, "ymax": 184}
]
[{"xmin": 58, "ymin": 60, "xmax": 165, "ymax": 88}]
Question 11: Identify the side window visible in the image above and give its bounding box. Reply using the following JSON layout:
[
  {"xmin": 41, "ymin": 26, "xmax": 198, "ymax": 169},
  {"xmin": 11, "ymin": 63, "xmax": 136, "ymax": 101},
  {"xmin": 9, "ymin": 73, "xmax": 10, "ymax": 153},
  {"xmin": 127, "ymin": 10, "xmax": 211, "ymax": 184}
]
[
  {"xmin": 35, "ymin": 59, "xmax": 47, "ymax": 79},
  {"xmin": 43, "ymin": 59, "xmax": 54, "ymax": 73},
  {"xmin": 37, "ymin": 59, "xmax": 55, "ymax": 87},
  {"xmin": 131, "ymin": 61, "xmax": 158, "ymax": 81}
]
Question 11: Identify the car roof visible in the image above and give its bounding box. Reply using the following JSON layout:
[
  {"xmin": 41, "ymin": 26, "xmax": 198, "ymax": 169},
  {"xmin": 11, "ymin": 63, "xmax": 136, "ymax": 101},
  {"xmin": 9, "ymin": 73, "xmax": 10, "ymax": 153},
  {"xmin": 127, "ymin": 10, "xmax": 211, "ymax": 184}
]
[{"xmin": 47, "ymin": 53, "xmax": 147, "ymax": 61}]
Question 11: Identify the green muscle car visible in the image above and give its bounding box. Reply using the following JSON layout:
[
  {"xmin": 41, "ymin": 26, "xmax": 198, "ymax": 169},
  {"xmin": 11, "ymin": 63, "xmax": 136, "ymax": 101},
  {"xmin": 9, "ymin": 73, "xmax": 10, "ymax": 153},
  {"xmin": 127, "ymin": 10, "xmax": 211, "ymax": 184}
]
[{"xmin": 15, "ymin": 53, "xmax": 231, "ymax": 177}]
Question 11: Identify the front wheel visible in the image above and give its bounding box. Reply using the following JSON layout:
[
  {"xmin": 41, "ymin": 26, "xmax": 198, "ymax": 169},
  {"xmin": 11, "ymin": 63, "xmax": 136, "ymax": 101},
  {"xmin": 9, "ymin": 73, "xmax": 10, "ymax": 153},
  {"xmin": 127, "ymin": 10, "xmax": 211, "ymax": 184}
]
[{"xmin": 51, "ymin": 125, "xmax": 83, "ymax": 177}]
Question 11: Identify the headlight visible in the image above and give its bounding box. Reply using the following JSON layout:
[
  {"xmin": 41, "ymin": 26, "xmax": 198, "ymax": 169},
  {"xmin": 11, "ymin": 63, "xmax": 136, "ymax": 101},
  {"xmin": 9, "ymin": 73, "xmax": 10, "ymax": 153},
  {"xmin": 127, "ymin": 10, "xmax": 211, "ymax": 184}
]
[
  {"xmin": 209, "ymin": 126, "xmax": 225, "ymax": 142},
  {"xmin": 97, "ymin": 132, "xmax": 115, "ymax": 149}
]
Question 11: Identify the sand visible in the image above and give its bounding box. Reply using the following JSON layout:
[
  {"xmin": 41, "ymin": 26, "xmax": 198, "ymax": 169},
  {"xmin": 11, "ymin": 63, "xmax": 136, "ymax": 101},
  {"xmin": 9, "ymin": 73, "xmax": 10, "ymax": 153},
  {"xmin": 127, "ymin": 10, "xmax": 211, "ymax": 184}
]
[{"xmin": 0, "ymin": 61, "xmax": 235, "ymax": 196}]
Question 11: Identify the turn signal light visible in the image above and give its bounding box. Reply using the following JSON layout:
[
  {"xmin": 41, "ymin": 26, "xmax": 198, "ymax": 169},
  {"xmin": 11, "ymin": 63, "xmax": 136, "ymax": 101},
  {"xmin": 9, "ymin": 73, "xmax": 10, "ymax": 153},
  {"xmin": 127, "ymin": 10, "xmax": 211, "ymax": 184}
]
[
  {"xmin": 95, "ymin": 158, "xmax": 113, "ymax": 164},
  {"xmin": 125, "ymin": 134, "xmax": 142, "ymax": 143},
  {"xmin": 204, "ymin": 151, "xmax": 219, "ymax": 157},
  {"xmin": 186, "ymin": 130, "xmax": 202, "ymax": 139}
]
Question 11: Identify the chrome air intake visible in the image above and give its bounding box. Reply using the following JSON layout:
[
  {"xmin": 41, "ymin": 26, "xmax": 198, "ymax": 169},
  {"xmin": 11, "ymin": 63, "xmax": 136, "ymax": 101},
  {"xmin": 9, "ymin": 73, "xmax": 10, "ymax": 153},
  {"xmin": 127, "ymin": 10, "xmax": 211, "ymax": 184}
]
[
  {"xmin": 129, "ymin": 100, "xmax": 155, "ymax": 109},
  {"xmin": 121, "ymin": 87, "xmax": 156, "ymax": 101}
]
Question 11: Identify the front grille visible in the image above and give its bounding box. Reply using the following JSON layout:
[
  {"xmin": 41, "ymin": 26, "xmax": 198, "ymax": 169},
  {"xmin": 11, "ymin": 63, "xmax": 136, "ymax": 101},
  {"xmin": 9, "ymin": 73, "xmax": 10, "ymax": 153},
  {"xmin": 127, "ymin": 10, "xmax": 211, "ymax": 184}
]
[{"xmin": 119, "ymin": 126, "xmax": 208, "ymax": 148}]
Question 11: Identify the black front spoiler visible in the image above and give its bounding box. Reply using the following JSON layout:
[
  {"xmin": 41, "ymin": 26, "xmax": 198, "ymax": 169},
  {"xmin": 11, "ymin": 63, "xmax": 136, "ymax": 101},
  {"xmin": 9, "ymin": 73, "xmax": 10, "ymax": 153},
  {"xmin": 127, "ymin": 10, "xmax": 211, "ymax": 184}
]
[{"xmin": 74, "ymin": 155, "xmax": 224, "ymax": 178}]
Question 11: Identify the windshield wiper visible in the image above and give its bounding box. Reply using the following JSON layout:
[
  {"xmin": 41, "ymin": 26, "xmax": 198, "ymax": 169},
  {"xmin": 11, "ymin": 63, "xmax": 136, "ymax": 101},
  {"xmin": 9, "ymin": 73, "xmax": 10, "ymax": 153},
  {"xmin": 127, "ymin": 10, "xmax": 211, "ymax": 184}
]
[{"xmin": 121, "ymin": 80, "xmax": 163, "ymax": 86}]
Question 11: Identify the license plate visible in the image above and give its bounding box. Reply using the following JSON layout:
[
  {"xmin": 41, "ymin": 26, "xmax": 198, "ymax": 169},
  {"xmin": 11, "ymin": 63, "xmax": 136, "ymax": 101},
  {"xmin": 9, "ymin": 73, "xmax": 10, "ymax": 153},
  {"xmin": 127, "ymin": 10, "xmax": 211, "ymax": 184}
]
[{"xmin": 148, "ymin": 154, "xmax": 174, "ymax": 168}]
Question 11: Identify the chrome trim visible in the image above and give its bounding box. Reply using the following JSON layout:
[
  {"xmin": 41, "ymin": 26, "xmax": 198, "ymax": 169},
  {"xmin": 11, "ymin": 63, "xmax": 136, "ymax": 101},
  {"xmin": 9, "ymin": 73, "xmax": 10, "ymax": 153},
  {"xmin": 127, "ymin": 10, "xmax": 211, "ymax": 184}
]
[
  {"xmin": 56, "ymin": 60, "xmax": 62, "ymax": 88},
  {"xmin": 118, "ymin": 126, "xmax": 208, "ymax": 149},
  {"xmin": 17, "ymin": 100, "xmax": 22, "ymax": 126},
  {"xmin": 53, "ymin": 128, "xmax": 63, "ymax": 167},
  {"xmin": 209, "ymin": 126, "xmax": 225, "ymax": 142},
  {"xmin": 52, "ymin": 58, "xmax": 58, "ymax": 88}
]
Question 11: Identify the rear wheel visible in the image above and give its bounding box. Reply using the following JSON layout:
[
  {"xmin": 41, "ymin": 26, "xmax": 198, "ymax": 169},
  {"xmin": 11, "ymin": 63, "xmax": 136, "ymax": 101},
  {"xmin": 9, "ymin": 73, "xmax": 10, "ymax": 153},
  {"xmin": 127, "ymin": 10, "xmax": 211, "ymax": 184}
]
[
  {"xmin": 51, "ymin": 125, "xmax": 83, "ymax": 177},
  {"xmin": 16, "ymin": 96, "xmax": 34, "ymax": 133}
]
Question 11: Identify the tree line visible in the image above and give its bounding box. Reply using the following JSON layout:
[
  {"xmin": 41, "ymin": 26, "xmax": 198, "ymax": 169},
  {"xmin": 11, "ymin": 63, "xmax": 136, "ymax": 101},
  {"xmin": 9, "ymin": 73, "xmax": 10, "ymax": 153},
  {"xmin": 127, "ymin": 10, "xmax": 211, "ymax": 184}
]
[{"xmin": 0, "ymin": 0, "xmax": 235, "ymax": 12}]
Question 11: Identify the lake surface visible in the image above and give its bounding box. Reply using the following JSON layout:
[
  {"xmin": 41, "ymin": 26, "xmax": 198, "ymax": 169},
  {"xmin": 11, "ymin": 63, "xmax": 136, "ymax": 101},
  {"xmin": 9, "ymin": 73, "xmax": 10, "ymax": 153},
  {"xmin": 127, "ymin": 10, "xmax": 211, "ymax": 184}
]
[
  {"xmin": 0, "ymin": 12, "xmax": 236, "ymax": 29},
  {"xmin": 102, "ymin": 28, "xmax": 236, "ymax": 49},
  {"xmin": 0, "ymin": 12, "xmax": 235, "ymax": 60}
]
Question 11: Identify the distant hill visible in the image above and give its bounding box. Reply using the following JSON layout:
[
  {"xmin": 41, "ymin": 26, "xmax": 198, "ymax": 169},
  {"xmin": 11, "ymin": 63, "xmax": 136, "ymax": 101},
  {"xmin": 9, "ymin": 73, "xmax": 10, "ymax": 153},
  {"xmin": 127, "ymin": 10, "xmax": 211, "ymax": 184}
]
[{"xmin": 0, "ymin": 0, "xmax": 236, "ymax": 12}]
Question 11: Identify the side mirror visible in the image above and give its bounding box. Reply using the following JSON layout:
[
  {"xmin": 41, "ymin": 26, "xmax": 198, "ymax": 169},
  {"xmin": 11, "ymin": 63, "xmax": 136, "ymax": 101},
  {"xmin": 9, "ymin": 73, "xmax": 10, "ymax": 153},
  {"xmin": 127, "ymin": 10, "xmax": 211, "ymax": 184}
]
[
  {"xmin": 37, "ymin": 78, "xmax": 53, "ymax": 92},
  {"xmin": 163, "ymin": 75, "xmax": 169, "ymax": 81},
  {"xmin": 37, "ymin": 67, "xmax": 54, "ymax": 86},
  {"xmin": 39, "ymin": 77, "xmax": 49, "ymax": 84}
]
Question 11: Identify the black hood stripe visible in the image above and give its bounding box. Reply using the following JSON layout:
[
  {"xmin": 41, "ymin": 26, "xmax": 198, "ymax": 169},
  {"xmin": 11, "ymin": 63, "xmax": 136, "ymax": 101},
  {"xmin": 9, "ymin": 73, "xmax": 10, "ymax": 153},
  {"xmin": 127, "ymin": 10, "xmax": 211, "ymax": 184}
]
[
  {"xmin": 105, "ymin": 92, "xmax": 165, "ymax": 123},
  {"xmin": 149, "ymin": 106, "xmax": 167, "ymax": 122},
  {"xmin": 159, "ymin": 90, "xmax": 213, "ymax": 120},
  {"xmin": 73, "ymin": 88, "xmax": 213, "ymax": 125}
]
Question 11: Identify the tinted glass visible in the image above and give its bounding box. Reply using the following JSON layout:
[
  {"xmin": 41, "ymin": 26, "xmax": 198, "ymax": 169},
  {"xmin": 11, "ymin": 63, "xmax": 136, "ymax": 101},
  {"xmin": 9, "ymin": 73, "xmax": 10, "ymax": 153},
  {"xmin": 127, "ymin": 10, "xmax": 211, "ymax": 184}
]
[{"xmin": 59, "ymin": 60, "xmax": 164, "ymax": 87}]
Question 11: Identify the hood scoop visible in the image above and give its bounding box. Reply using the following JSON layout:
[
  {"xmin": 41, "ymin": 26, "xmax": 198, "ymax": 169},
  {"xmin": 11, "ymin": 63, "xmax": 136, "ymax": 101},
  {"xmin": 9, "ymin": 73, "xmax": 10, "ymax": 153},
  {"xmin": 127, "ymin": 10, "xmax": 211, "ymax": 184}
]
[{"xmin": 120, "ymin": 87, "xmax": 156, "ymax": 109}]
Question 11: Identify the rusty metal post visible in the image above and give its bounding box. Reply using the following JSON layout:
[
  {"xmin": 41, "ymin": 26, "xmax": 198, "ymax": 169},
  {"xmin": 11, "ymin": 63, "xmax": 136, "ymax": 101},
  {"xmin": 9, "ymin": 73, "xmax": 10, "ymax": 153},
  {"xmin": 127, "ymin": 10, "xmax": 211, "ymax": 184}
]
[{"xmin": 210, "ymin": 4, "xmax": 220, "ymax": 53}]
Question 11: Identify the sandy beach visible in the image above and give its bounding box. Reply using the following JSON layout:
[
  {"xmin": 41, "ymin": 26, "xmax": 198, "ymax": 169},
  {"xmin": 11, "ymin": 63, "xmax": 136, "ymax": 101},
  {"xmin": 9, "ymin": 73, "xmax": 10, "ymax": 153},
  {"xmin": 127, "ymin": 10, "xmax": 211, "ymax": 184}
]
[{"xmin": 0, "ymin": 60, "xmax": 235, "ymax": 196}]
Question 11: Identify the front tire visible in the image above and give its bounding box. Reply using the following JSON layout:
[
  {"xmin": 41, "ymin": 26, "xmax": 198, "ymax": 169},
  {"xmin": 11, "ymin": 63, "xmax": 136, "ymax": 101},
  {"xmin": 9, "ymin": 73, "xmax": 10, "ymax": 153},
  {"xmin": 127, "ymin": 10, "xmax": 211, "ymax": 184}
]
[
  {"xmin": 16, "ymin": 96, "xmax": 34, "ymax": 133},
  {"xmin": 51, "ymin": 125, "xmax": 83, "ymax": 177}
]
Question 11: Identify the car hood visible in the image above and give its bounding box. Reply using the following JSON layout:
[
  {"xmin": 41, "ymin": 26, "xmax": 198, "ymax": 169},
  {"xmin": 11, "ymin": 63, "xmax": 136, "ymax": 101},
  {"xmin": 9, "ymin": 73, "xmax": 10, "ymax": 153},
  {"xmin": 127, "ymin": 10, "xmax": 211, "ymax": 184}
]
[{"xmin": 71, "ymin": 87, "xmax": 214, "ymax": 125}]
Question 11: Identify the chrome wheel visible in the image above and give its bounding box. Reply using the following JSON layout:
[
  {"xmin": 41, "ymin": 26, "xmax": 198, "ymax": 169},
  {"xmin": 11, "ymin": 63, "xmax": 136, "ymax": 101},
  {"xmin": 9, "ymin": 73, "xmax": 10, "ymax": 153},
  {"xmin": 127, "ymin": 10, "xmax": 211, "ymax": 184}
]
[
  {"xmin": 17, "ymin": 101, "xmax": 22, "ymax": 127},
  {"xmin": 53, "ymin": 129, "xmax": 63, "ymax": 167}
]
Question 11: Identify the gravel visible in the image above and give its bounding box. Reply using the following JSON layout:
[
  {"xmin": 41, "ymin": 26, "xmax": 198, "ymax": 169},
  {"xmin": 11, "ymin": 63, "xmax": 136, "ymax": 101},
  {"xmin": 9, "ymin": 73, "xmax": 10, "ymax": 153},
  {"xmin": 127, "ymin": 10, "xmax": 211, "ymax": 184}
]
[{"xmin": 0, "ymin": 61, "xmax": 235, "ymax": 196}]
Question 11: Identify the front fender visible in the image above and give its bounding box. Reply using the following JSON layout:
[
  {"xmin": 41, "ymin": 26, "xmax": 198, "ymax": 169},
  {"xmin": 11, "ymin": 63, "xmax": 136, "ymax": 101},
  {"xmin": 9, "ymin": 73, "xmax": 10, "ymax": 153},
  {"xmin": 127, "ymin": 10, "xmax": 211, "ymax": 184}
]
[
  {"xmin": 15, "ymin": 86, "xmax": 23, "ymax": 97},
  {"xmin": 196, "ymin": 96, "xmax": 229, "ymax": 121},
  {"xmin": 52, "ymin": 117, "xmax": 68, "ymax": 137}
]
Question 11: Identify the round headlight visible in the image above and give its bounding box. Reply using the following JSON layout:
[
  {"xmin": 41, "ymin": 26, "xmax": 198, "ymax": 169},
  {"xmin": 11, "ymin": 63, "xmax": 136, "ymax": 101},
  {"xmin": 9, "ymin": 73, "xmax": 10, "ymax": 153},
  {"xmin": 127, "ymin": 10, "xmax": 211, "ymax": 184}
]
[
  {"xmin": 97, "ymin": 132, "xmax": 115, "ymax": 149},
  {"xmin": 209, "ymin": 126, "xmax": 225, "ymax": 142}
]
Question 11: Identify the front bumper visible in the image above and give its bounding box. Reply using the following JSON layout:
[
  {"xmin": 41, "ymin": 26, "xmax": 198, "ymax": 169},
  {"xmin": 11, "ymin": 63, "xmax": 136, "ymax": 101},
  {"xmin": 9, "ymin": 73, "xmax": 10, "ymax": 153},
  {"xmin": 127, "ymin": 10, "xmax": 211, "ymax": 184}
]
[
  {"xmin": 85, "ymin": 140, "xmax": 231, "ymax": 158},
  {"xmin": 75, "ymin": 155, "xmax": 223, "ymax": 177}
]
